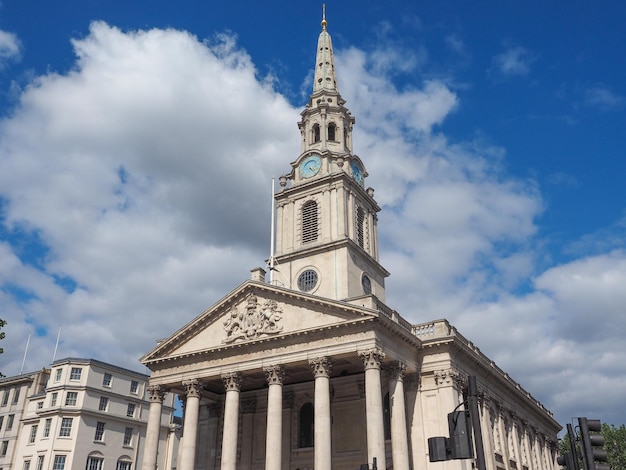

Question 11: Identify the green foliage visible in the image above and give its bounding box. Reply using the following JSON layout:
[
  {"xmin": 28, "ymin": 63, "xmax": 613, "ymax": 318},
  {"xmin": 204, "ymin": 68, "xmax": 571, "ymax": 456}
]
[
  {"xmin": 559, "ymin": 423, "xmax": 626, "ymax": 469},
  {"xmin": 602, "ymin": 423, "xmax": 626, "ymax": 469}
]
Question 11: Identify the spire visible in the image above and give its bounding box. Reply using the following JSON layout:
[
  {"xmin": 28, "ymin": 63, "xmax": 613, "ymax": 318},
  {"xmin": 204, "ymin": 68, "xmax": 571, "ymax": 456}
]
[{"xmin": 313, "ymin": 4, "xmax": 338, "ymax": 93}]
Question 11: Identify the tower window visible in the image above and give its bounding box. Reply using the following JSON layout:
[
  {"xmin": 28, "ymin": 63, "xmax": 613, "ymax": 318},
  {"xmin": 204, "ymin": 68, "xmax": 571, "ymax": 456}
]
[
  {"xmin": 328, "ymin": 122, "xmax": 336, "ymax": 141},
  {"xmin": 356, "ymin": 207, "xmax": 365, "ymax": 248},
  {"xmin": 299, "ymin": 402, "xmax": 314, "ymax": 448},
  {"xmin": 297, "ymin": 270, "xmax": 319, "ymax": 292},
  {"xmin": 302, "ymin": 200, "xmax": 318, "ymax": 243},
  {"xmin": 312, "ymin": 124, "xmax": 320, "ymax": 143}
]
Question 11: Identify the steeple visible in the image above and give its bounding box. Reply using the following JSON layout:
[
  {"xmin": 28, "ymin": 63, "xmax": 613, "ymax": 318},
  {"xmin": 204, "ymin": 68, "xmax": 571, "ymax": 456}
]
[
  {"xmin": 313, "ymin": 5, "xmax": 338, "ymax": 94},
  {"xmin": 272, "ymin": 10, "xmax": 389, "ymax": 302}
]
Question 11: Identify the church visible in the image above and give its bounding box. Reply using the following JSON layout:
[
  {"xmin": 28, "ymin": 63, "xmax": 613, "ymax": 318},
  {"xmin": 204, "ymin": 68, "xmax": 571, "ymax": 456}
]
[{"xmin": 139, "ymin": 13, "xmax": 561, "ymax": 470}]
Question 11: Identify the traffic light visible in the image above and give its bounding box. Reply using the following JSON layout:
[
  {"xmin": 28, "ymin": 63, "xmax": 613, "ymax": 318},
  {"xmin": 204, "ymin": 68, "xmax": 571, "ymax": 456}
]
[
  {"xmin": 578, "ymin": 418, "xmax": 609, "ymax": 470},
  {"xmin": 557, "ymin": 452, "xmax": 576, "ymax": 470}
]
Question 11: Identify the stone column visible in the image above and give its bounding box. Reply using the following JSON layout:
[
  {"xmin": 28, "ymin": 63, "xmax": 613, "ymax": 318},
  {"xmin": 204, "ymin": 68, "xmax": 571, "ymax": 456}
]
[
  {"xmin": 389, "ymin": 362, "xmax": 410, "ymax": 470},
  {"xmin": 179, "ymin": 379, "xmax": 202, "ymax": 470},
  {"xmin": 359, "ymin": 348, "xmax": 386, "ymax": 470},
  {"xmin": 264, "ymin": 365, "xmax": 284, "ymax": 470},
  {"xmin": 221, "ymin": 372, "xmax": 242, "ymax": 470},
  {"xmin": 309, "ymin": 357, "xmax": 332, "ymax": 470},
  {"xmin": 142, "ymin": 385, "xmax": 167, "ymax": 470}
]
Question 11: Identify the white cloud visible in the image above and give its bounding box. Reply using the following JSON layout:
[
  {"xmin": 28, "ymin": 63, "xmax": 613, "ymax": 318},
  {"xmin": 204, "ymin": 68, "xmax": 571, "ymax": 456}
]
[
  {"xmin": 0, "ymin": 22, "xmax": 624, "ymax": 427},
  {"xmin": 491, "ymin": 46, "xmax": 535, "ymax": 77},
  {"xmin": 585, "ymin": 85, "xmax": 624, "ymax": 111},
  {"xmin": 0, "ymin": 29, "xmax": 21, "ymax": 63}
]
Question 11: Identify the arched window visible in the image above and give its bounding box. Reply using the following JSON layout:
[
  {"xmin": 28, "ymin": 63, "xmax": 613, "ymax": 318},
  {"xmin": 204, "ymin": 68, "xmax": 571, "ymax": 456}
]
[
  {"xmin": 86, "ymin": 452, "xmax": 104, "ymax": 470},
  {"xmin": 312, "ymin": 124, "xmax": 321, "ymax": 143},
  {"xmin": 383, "ymin": 392, "xmax": 391, "ymax": 440},
  {"xmin": 299, "ymin": 402, "xmax": 314, "ymax": 448},
  {"xmin": 116, "ymin": 458, "xmax": 133, "ymax": 470},
  {"xmin": 302, "ymin": 200, "xmax": 318, "ymax": 244},
  {"xmin": 328, "ymin": 122, "xmax": 336, "ymax": 141},
  {"xmin": 356, "ymin": 207, "xmax": 365, "ymax": 248}
]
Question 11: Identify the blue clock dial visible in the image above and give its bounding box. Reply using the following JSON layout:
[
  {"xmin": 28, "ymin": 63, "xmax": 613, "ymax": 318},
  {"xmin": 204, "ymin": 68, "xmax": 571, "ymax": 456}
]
[
  {"xmin": 299, "ymin": 154, "xmax": 322, "ymax": 178},
  {"xmin": 351, "ymin": 161, "xmax": 364, "ymax": 186}
]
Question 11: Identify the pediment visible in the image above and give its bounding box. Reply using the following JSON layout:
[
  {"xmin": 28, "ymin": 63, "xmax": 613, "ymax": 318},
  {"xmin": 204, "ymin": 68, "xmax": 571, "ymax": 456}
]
[{"xmin": 141, "ymin": 281, "xmax": 376, "ymax": 363}]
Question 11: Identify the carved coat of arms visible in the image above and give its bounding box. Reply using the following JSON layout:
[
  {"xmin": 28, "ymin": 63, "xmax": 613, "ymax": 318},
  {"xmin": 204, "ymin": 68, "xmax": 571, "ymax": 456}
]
[{"xmin": 223, "ymin": 294, "xmax": 283, "ymax": 344}]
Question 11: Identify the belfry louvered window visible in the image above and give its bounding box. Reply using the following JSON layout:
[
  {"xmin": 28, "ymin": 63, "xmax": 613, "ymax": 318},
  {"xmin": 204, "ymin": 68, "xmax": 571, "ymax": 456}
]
[
  {"xmin": 328, "ymin": 122, "xmax": 336, "ymax": 141},
  {"xmin": 312, "ymin": 124, "xmax": 320, "ymax": 143},
  {"xmin": 356, "ymin": 207, "xmax": 365, "ymax": 248},
  {"xmin": 302, "ymin": 200, "xmax": 318, "ymax": 243}
]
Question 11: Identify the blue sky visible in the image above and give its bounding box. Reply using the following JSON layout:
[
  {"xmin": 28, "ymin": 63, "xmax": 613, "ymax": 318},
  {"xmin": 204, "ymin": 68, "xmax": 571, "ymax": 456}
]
[{"xmin": 1, "ymin": 1, "xmax": 625, "ymax": 429}]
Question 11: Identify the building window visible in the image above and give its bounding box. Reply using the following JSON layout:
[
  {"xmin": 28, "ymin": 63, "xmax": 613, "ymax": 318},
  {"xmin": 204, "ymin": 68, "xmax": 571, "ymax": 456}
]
[
  {"xmin": 52, "ymin": 455, "xmax": 66, "ymax": 470},
  {"xmin": 50, "ymin": 392, "xmax": 58, "ymax": 407},
  {"xmin": 43, "ymin": 419, "xmax": 52, "ymax": 438},
  {"xmin": 37, "ymin": 401, "xmax": 43, "ymax": 409},
  {"xmin": 36, "ymin": 455, "xmax": 45, "ymax": 470},
  {"xmin": 126, "ymin": 403, "xmax": 136, "ymax": 418},
  {"xmin": 328, "ymin": 122, "xmax": 336, "ymax": 141},
  {"xmin": 356, "ymin": 207, "xmax": 365, "ymax": 248},
  {"xmin": 362, "ymin": 273, "xmax": 372, "ymax": 294},
  {"xmin": 29, "ymin": 425, "xmax": 38, "ymax": 444},
  {"xmin": 7, "ymin": 414, "xmax": 14, "ymax": 430},
  {"xmin": 1, "ymin": 390, "xmax": 9, "ymax": 406},
  {"xmin": 102, "ymin": 373, "xmax": 112, "ymax": 387},
  {"xmin": 312, "ymin": 123, "xmax": 320, "ymax": 143},
  {"xmin": 12, "ymin": 389, "xmax": 20, "ymax": 404},
  {"xmin": 65, "ymin": 392, "xmax": 78, "ymax": 406},
  {"xmin": 1, "ymin": 440, "xmax": 8, "ymax": 456},
  {"xmin": 130, "ymin": 380, "xmax": 139, "ymax": 394},
  {"xmin": 23, "ymin": 460, "xmax": 31, "ymax": 470},
  {"xmin": 98, "ymin": 397, "xmax": 109, "ymax": 412},
  {"xmin": 59, "ymin": 418, "xmax": 73, "ymax": 437},
  {"xmin": 116, "ymin": 460, "xmax": 132, "ymax": 470},
  {"xmin": 86, "ymin": 455, "xmax": 104, "ymax": 470},
  {"xmin": 55, "ymin": 368, "xmax": 63, "ymax": 382},
  {"xmin": 297, "ymin": 269, "xmax": 319, "ymax": 293},
  {"xmin": 94, "ymin": 422, "xmax": 105, "ymax": 441},
  {"xmin": 299, "ymin": 402, "xmax": 314, "ymax": 448},
  {"xmin": 301, "ymin": 200, "xmax": 318, "ymax": 243},
  {"xmin": 69, "ymin": 367, "xmax": 82, "ymax": 381},
  {"xmin": 123, "ymin": 427, "xmax": 133, "ymax": 446},
  {"xmin": 0, "ymin": 416, "xmax": 3, "ymax": 430}
]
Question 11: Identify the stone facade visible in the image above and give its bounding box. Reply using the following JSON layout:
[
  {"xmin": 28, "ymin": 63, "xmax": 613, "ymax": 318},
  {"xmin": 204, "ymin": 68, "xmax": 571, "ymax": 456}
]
[{"xmin": 140, "ymin": 14, "xmax": 561, "ymax": 470}]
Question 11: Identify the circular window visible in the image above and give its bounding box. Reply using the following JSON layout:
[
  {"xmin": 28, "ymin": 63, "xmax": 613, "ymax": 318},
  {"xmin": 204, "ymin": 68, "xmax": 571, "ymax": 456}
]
[
  {"xmin": 362, "ymin": 274, "xmax": 372, "ymax": 295},
  {"xmin": 297, "ymin": 269, "xmax": 319, "ymax": 292}
]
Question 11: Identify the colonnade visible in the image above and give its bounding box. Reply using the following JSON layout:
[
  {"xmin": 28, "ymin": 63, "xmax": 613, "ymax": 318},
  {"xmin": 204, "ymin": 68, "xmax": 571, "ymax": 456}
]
[{"xmin": 141, "ymin": 348, "xmax": 411, "ymax": 470}]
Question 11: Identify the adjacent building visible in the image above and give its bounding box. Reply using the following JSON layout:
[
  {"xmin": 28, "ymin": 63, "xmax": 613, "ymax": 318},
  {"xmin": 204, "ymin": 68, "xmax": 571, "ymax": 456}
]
[
  {"xmin": 140, "ymin": 14, "xmax": 561, "ymax": 470},
  {"xmin": 1, "ymin": 358, "xmax": 176, "ymax": 470}
]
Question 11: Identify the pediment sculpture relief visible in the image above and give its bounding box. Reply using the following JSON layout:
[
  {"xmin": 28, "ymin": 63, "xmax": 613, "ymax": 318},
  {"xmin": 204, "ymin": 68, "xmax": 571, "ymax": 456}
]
[{"xmin": 223, "ymin": 294, "xmax": 283, "ymax": 344}]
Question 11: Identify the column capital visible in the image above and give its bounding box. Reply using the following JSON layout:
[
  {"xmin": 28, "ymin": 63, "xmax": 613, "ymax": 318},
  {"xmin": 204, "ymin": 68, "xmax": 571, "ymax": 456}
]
[
  {"xmin": 264, "ymin": 364, "xmax": 285, "ymax": 385},
  {"xmin": 389, "ymin": 361, "xmax": 407, "ymax": 381},
  {"xmin": 182, "ymin": 379, "xmax": 202, "ymax": 398},
  {"xmin": 358, "ymin": 347, "xmax": 385, "ymax": 370},
  {"xmin": 147, "ymin": 384, "xmax": 167, "ymax": 403},
  {"xmin": 309, "ymin": 356, "xmax": 332, "ymax": 378},
  {"xmin": 221, "ymin": 371, "xmax": 242, "ymax": 392}
]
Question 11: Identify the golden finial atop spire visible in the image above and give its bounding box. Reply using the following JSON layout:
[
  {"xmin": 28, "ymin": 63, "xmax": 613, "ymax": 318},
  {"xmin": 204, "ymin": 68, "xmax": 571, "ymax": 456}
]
[{"xmin": 321, "ymin": 3, "xmax": 327, "ymax": 31}]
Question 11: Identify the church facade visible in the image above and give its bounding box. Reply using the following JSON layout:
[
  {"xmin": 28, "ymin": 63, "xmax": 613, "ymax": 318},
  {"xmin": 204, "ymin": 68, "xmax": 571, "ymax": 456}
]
[{"xmin": 140, "ymin": 15, "xmax": 561, "ymax": 470}]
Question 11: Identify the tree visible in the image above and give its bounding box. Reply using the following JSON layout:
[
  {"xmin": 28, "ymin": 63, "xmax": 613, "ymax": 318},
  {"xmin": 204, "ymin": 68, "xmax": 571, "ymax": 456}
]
[
  {"xmin": 0, "ymin": 318, "xmax": 5, "ymax": 377},
  {"xmin": 559, "ymin": 423, "xmax": 626, "ymax": 470},
  {"xmin": 602, "ymin": 423, "xmax": 626, "ymax": 470}
]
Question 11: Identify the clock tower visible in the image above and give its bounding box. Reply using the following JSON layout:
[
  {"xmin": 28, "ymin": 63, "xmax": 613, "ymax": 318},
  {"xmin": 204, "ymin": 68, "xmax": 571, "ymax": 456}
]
[{"xmin": 272, "ymin": 12, "xmax": 389, "ymax": 302}]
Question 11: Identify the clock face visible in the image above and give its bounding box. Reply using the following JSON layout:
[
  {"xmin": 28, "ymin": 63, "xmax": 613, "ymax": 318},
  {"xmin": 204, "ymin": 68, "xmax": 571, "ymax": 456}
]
[
  {"xmin": 351, "ymin": 161, "xmax": 364, "ymax": 186},
  {"xmin": 299, "ymin": 154, "xmax": 322, "ymax": 179}
]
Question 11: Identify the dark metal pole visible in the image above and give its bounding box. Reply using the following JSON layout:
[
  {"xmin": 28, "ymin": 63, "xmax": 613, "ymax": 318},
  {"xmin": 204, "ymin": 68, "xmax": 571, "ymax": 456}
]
[
  {"xmin": 468, "ymin": 376, "xmax": 487, "ymax": 470},
  {"xmin": 567, "ymin": 423, "xmax": 581, "ymax": 470}
]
